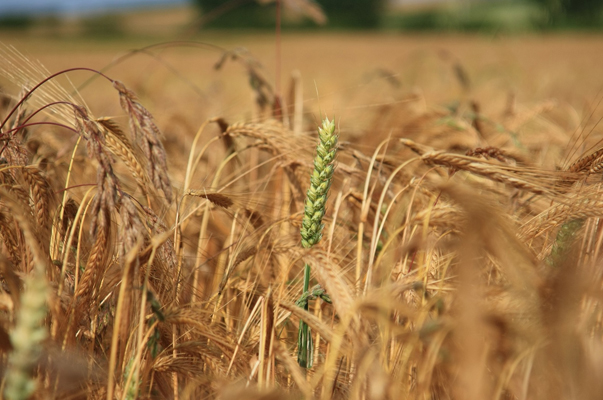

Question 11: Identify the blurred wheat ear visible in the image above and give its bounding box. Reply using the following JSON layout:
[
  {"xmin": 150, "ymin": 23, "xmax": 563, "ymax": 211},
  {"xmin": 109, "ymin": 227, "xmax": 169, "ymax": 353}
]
[
  {"xmin": 297, "ymin": 117, "xmax": 337, "ymax": 369},
  {"xmin": 2, "ymin": 191, "xmax": 49, "ymax": 400}
]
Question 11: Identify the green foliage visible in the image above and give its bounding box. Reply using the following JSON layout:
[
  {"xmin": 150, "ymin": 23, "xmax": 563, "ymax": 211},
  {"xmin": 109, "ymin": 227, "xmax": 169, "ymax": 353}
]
[
  {"xmin": 194, "ymin": 0, "xmax": 277, "ymax": 29},
  {"xmin": 383, "ymin": 0, "xmax": 560, "ymax": 33},
  {"xmin": 0, "ymin": 15, "xmax": 33, "ymax": 30},
  {"xmin": 533, "ymin": 0, "xmax": 603, "ymax": 25},
  {"xmin": 319, "ymin": 0, "xmax": 385, "ymax": 28},
  {"xmin": 81, "ymin": 14, "xmax": 125, "ymax": 38}
]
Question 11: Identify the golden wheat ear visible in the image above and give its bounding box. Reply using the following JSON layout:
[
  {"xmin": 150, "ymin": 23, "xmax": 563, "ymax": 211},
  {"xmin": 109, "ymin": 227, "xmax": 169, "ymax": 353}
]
[{"xmin": 113, "ymin": 80, "xmax": 173, "ymax": 203}]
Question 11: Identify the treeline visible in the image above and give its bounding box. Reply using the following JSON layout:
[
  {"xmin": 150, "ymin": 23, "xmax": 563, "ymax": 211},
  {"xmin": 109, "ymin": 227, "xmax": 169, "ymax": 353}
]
[
  {"xmin": 193, "ymin": 0, "xmax": 603, "ymax": 31},
  {"xmin": 0, "ymin": 0, "xmax": 601, "ymax": 32},
  {"xmin": 193, "ymin": 0, "xmax": 385, "ymax": 29}
]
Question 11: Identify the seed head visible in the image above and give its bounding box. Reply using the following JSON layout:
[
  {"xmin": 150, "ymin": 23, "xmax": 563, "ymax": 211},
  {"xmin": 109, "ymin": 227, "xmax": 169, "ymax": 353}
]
[{"xmin": 301, "ymin": 118, "xmax": 337, "ymax": 248}]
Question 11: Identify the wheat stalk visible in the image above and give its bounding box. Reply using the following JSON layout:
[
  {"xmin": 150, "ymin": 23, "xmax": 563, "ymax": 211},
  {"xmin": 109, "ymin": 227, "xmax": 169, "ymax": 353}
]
[{"xmin": 297, "ymin": 117, "xmax": 337, "ymax": 369}]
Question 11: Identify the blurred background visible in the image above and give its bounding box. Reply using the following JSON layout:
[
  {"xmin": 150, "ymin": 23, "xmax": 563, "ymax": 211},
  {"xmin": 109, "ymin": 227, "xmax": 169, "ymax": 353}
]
[
  {"xmin": 0, "ymin": 0, "xmax": 601, "ymax": 36},
  {"xmin": 0, "ymin": 0, "xmax": 600, "ymax": 146}
]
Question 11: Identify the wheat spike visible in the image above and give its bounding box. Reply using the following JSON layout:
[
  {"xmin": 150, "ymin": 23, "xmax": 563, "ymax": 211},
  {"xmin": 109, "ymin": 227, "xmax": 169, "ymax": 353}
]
[
  {"xmin": 0, "ymin": 211, "xmax": 22, "ymax": 266},
  {"xmin": 113, "ymin": 80, "xmax": 172, "ymax": 203},
  {"xmin": 300, "ymin": 118, "xmax": 338, "ymax": 248},
  {"xmin": 567, "ymin": 147, "xmax": 603, "ymax": 173},
  {"xmin": 22, "ymin": 167, "xmax": 53, "ymax": 230},
  {"xmin": 98, "ymin": 118, "xmax": 150, "ymax": 199},
  {"xmin": 401, "ymin": 138, "xmax": 571, "ymax": 196},
  {"xmin": 187, "ymin": 191, "xmax": 235, "ymax": 209},
  {"xmin": 297, "ymin": 117, "xmax": 338, "ymax": 369}
]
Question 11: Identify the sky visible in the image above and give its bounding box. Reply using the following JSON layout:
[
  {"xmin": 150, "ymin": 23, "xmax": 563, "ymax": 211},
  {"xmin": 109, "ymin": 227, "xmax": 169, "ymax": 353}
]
[{"xmin": 0, "ymin": 0, "xmax": 188, "ymax": 16}]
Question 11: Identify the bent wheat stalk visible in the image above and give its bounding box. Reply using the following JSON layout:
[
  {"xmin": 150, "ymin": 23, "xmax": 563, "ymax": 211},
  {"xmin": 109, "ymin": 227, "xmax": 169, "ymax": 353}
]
[{"xmin": 297, "ymin": 117, "xmax": 336, "ymax": 369}]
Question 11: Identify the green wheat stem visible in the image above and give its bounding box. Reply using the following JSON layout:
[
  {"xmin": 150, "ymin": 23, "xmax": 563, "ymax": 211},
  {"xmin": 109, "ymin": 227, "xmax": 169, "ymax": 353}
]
[
  {"xmin": 297, "ymin": 117, "xmax": 337, "ymax": 369},
  {"xmin": 298, "ymin": 263, "xmax": 312, "ymax": 368}
]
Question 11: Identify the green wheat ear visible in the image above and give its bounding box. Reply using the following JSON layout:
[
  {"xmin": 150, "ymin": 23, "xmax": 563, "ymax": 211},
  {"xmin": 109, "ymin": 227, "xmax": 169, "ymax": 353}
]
[
  {"xmin": 301, "ymin": 117, "xmax": 337, "ymax": 248},
  {"xmin": 298, "ymin": 117, "xmax": 337, "ymax": 369}
]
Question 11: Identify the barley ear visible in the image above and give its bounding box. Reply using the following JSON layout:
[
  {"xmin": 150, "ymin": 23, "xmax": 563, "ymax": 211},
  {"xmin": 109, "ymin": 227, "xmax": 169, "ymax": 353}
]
[{"xmin": 297, "ymin": 117, "xmax": 337, "ymax": 369}]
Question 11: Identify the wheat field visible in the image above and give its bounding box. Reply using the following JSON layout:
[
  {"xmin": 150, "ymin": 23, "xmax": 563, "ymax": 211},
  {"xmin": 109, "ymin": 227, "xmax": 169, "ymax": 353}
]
[{"xmin": 0, "ymin": 32, "xmax": 603, "ymax": 400}]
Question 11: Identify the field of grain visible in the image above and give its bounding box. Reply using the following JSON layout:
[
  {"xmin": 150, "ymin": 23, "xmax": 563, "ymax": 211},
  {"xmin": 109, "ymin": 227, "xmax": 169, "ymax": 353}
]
[{"xmin": 0, "ymin": 32, "xmax": 603, "ymax": 400}]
